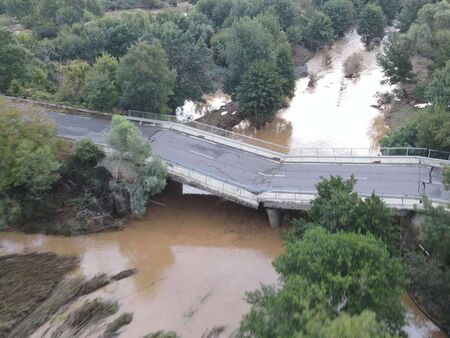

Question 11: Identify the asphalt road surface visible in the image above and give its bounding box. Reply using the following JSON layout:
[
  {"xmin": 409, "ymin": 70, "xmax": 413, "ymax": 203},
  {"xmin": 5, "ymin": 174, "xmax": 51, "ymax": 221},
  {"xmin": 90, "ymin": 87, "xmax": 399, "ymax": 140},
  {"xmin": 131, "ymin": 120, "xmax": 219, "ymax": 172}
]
[{"xmin": 44, "ymin": 111, "xmax": 450, "ymax": 203}]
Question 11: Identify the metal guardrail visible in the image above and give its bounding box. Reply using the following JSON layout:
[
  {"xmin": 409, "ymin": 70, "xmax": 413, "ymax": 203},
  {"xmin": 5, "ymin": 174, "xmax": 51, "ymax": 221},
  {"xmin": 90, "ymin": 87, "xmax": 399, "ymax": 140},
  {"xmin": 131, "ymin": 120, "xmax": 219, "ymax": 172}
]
[{"xmin": 128, "ymin": 110, "xmax": 450, "ymax": 160}]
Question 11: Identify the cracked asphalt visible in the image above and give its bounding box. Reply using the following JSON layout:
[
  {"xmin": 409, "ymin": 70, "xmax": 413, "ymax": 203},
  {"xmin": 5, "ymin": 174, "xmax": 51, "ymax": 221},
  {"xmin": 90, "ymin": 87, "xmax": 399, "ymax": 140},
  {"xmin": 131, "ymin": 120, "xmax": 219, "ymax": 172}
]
[{"xmin": 42, "ymin": 111, "xmax": 450, "ymax": 202}]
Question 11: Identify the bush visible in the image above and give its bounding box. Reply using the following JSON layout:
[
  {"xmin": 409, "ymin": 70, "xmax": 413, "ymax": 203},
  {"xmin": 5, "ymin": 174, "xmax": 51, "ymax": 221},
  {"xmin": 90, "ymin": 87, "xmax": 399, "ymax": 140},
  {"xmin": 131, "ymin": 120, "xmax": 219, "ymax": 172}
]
[{"xmin": 343, "ymin": 52, "xmax": 363, "ymax": 78}]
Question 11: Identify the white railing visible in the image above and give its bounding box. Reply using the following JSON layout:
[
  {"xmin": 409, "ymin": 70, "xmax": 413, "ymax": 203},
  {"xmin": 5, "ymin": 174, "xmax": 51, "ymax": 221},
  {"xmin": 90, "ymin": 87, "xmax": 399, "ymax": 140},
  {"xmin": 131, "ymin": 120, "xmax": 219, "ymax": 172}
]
[{"xmin": 128, "ymin": 110, "xmax": 450, "ymax": 162}]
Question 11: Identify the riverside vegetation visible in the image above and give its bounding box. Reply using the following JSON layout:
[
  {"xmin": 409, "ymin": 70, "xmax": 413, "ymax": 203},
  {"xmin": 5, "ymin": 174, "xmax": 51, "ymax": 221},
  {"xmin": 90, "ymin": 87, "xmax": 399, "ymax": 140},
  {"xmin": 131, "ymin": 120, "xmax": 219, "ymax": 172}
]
[
  {"xmin": 0, "ymin": 100, "xmax": 166, "ymax": 234},
  {"xmin": 2, "ymin": 0, "xmax": 400, "ymax": 126}
]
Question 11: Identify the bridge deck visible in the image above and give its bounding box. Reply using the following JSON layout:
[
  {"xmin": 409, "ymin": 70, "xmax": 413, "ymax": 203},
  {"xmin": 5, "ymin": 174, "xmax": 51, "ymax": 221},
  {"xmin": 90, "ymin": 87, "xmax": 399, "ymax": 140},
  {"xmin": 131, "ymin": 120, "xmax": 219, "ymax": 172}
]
[{"xmin": 46, "ymin": 111, "xmax": 450, "ymax": 210}]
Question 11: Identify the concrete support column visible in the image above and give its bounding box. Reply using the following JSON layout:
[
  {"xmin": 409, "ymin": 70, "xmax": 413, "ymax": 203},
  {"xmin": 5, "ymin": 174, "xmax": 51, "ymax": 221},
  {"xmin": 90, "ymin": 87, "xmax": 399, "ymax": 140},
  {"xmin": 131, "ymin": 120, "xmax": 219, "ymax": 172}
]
[{"xmin": 266, "ymin": 208, "xmax": 282, "ymax": 228}]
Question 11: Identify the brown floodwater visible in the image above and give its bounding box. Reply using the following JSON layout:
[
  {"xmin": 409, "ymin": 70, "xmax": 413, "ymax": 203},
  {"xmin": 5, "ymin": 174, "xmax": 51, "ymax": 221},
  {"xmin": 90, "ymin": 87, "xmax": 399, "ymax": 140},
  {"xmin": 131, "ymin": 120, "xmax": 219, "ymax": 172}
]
[
  {"xmin": 0, "ymin": 182, "xmax": 282, "ymax": 337},
  {"xmin": 234, "ymin": 29, "xmax": 392, "ymax": 150},
  {"xmin": 0, "ymin": 182, "xmax": 446, "ymax": 337}
]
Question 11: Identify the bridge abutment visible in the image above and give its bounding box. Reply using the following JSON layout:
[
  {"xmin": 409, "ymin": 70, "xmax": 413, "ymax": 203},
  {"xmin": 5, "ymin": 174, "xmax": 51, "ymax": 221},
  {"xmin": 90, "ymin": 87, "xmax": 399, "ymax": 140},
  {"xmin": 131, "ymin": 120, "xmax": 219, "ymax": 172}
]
[{"xmin": 266, "ymin": 208, "xmax": 282, "ymax": 228}]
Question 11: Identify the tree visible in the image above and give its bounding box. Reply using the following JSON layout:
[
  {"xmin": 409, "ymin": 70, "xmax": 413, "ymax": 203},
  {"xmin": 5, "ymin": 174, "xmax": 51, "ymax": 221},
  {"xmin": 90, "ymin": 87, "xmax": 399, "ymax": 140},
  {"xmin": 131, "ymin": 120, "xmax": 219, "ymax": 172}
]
[
  {"xmin": 223, "ymin": 15, "xmax": 276, "ymax": 93},
  {"xmin": 151, "ymin": 22, "xmax": 215, "ymax": 109},
  {"xmin": 86, "ymin": 54, "xmax": 119, "ymax": 111},
  {"xmin": 308, "ymin": 176, "xmax": 399, "ymax": 250},
  {"xmin": 108, "ymin": 115, "xmax": 166, "ymax": 216},
  {"xmin": 238, "ymin": 276, "xmax": 397, "ymax": 337},
  {"xmin": 236, "ymin": 60, "xmax": 284, "ymax": 127},
  {"xmin": 323, "ymin": 0, "xmax": 354, "ymax": 38},
  {"xmin": 274, "ymin": 227, "xmax": 406, "ymax": 334},
  {"xmin": 426, "ymin": 61, "xmax": 450, "ymax": 109},
  {"xmin": 379, "ymin": 106, "xmax": 450, "ymax": 152},
  {"xmin": 0, "ymin": 28, "xmax": 30, "ymax": 93},
  {"xmin": 117, "ymin": 42, "xmax": 175, "ymax": 114},
  {"xmin": 0, "ymin": 109, "xmax": 61, "ymax": 226},
  {"xmin": 276, "ymin": 42, "xmax": 296, "ymax": 98},
  {"xmin": 357, "ymin": 4, "xmax": 387, "ymax": 47},
  {"xmin": 374, "ymin": 0, "xmax": 400, "ymax": 21},
  {"xmin": 377, "ymin": 34, "xmax": 416, "ymax": 86},
  {"xmin": 398, "ymin": 0, "xmax": 432, "ymax": 32},
  {"xmin": 420, "ymin": 199, "xmax": 450, "ymax": 266},
  {"xmin": 303, "ymin": 10, "xmax": 334, "ymax": 51},
  {"xmin": 237, "ymin": 277, "xmax": 333, "ymax": 338},
  {"xmin": 57, "ymin": 60, "xmax": 91, "ymax": 104},
  {"xmin": 64, "ymin": 139, "xmax": 107, "ymax": 194}
]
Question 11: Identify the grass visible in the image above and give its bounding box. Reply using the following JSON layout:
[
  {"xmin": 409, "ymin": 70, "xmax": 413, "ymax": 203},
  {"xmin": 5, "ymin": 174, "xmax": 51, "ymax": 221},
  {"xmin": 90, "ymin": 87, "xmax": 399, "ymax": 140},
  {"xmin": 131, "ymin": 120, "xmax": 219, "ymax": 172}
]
[
  {"xmin": 0, "ymin": 253, "xmax": 79, "ymax": 337},
  {"xmin": 52, "ymin": 299, "xmax": 119, "ymax": 337},
  {"xmin": 103, "ymin": 313, "xmax": 133, "ymax": 337}
]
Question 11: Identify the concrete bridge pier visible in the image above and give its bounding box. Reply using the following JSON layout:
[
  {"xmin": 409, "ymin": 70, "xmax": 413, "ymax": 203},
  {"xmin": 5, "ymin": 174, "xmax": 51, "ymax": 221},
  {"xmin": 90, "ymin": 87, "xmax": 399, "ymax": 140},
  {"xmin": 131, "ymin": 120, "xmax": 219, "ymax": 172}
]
[{"xmin": 266, "ymin": 208, "xmax": 282, "ymax": 228}]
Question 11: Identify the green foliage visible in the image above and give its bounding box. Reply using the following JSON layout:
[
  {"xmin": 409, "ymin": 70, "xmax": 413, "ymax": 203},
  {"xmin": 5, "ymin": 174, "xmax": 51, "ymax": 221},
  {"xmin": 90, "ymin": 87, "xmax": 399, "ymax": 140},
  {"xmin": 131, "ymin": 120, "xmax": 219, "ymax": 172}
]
[
  {"xmin": 309, "ymin": 176, "xmax": 399, "ymax": 250},
  {"xmin": 86, "ymin": 54, "xmax": 119, "ymax": 111},
  {"xmin": 357, "ymin": 4, "xmax": 387, "ymax": 47},
  {"xmin": 377, "ymin": 34, "xmax": 416, "ymax": 85},
  {"xmin": 238, "ymin": 275, "xmax": 397, "ymax": 338},
  {"xmin": 419, "ymin": 199, "xmax": 450, "ymax": 266},
  {"xmin": 64, "ymin": 139, "xmax": 108, "ymax": 195},
  {"xmin": 237, "ymin": 60, "xmax": 283, "ymax": 127},
  {"xmin": 237, "ymin": 277, "xmax": 332, "ymax": 338},
  {"xmin": 405, "ymin": 253, "xmax": 450, "ymax": 326},
  {"xmin": 444, "ymin": 166, "xmax": 450, "ymax": 189},
  {"xmin": 117, "ymin": 41, "xmax": 175, "ymax": 113},
  {"xmin": 426, "ymin": 60, "xmax": 450, "ymax": 109},
  {"xmin": 108, "ymin": 115, "xmax": 167, "ymax": 216},
  {"xmin": 0, "ymin": 109, "xmax": 61, "ymax": 226},
  {"xmin": 303, "ymin": 10, "xmax": 334, "ymax": 51},
  {"xmin": 0, "ymin": 28, "xmax": 30, "ymax": 93},
  {"xmin": 222, "ymin": 15, "xmax": 276, "ymax": 93},
  {"xmin": 380, "ymin": 106, "xmax": 450, "ymax": 152},
  {"xmin": 276, "ymin": 42, "xmax": 296, "ymax": 99},
  {"xmin": 323, "ymin": 0, "xmax": 353, "ymax": 37},
  {"xmin": 398, "ymin": 0, "xmax": 432, "ymax": 32},
  {"xmin": 274, "ymin": 227, "xmax": 406, "ymax": 334},
  {"xmin": 57, "ymin": 60, "xmax": 92, "ymax": 104},
  {"xmin": 149, "ymin": 21, "xmax": 215, "ymax": 108}
]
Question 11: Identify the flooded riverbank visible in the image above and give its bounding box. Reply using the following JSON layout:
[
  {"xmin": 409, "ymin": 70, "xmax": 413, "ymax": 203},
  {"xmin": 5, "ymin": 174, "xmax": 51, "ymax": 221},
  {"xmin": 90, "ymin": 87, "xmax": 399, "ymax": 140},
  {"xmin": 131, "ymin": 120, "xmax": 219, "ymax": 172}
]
[
  {"xmin": 0, "ymin": 181, "xmax": 446, "ymax": 337},
  {"xmin": 0, "ymin": 182, "xmax": 282, "ymax": 337},
  {"xmin": 234, "ymin": 29, "xmax": 392, "ymax": 150}
]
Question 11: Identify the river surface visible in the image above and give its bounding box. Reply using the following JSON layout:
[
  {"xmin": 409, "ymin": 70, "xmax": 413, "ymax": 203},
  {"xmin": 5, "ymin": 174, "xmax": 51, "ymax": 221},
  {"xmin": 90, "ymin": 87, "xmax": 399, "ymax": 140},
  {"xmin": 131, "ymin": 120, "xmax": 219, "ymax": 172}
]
[
  {"xmin": 0, "ymin": 182, "xmax": 446, "ymax": 337},
  {"xmin": 234, "ymin": 29, "xmax": 392, "ymax": 150}
]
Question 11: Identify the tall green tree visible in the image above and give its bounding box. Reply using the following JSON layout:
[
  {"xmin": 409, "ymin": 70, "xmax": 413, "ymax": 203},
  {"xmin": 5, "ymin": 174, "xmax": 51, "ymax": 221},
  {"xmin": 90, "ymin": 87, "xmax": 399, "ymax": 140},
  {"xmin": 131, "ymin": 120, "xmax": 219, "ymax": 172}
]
[
  {"xmin": 276, "ymin": 42, "xmax": 296, "ymax": 99},
  {"xmin": 357, "ymin": 4, "xmax": 387, "ymax": 47},
  {"xmin": 236, "ymin": 60, "xmax": 284, "ymax": 127},
  {"xmin": 426, "ymin": 60, "xmax": 450, "ymax": 109},
  {"xmin": 274, "ymin": 227, "xmax": 406, "ymax": 334},
  {"xmin": 108, "ymin": 115, "xmax": 166, "ymax": 216},
  {"xmin": 86, "ymin": 54, "xmax": 119, "ymax": 111},
  {"xmin": 303, "ymin": 10, "xmax": 334, "ymax": 51},
  {"xmin": 117, "ymin": 41, "xmax": 175, "ymax": 114},
  {"xmin": 223, "ymin": 15, "xmax": 276, "ymax": 93},
  {"xmin": 377, "ymin": 34, "xmax": 416, "ymax": 86},
  {"xmin": 57, "ymin": 60, "xmax": 91, "ymax": 104},
  {"xmin": 398, "ymin": 0, "xmax": 432, "ymax": 32},
  {"xmin": 323, "ymin": 0, "xmax": 354, "ymax": 37},
  {"xmin": 0, "ymin": 28, "xmax": 30, "ymax": 93},
  {"xmin": 309, "ymin": 176, "xmax": 399, "ymax": 250},
  {"xmin": 150, "ymin": 21, "xmax": 215, "ymax": 109},
  {"xmin": 0, "ymin": 109, "xmax": 61, "ymax": 227}
]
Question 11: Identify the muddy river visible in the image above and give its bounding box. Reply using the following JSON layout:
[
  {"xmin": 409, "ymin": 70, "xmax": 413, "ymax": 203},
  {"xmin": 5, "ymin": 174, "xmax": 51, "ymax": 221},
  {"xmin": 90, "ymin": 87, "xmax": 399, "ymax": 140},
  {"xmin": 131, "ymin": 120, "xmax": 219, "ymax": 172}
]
[
  {"xmin": 0, "ymin": 182, "xmax": 445, "ymax": 337},
  {"xmin": 234, "ymin": 29, "xmax": 392, "ymax": 150}
]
